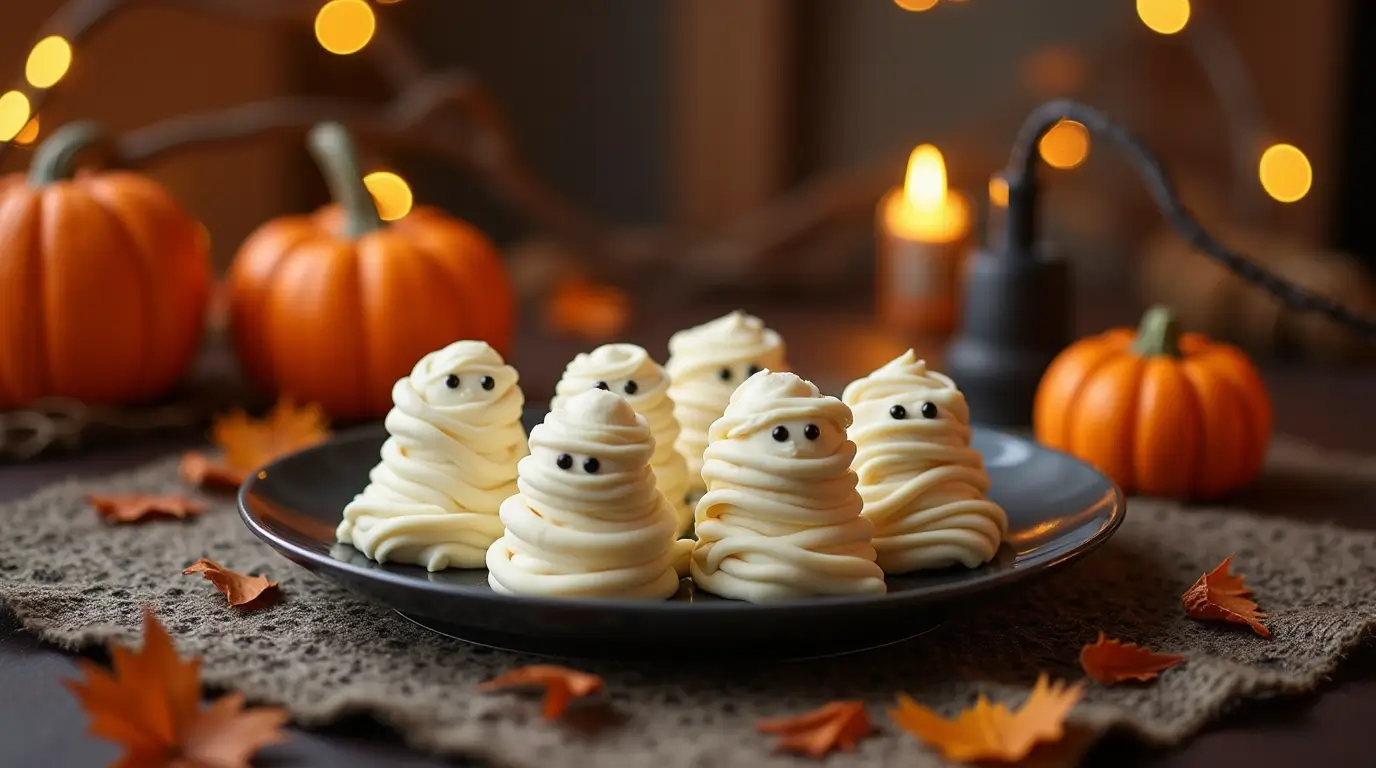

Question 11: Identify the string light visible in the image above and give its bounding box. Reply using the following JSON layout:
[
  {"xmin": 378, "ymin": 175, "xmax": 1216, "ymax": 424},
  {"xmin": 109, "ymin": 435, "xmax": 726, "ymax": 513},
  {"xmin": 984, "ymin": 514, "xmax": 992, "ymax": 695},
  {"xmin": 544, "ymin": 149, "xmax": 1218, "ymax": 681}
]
[
  {"xmin": 988, "ymin": 176, "xmax": 1009, "ymax": 208},
  {"xmin": 315, "ymin": 0, "xmax": 376, "ymax": 55},
  {"xmin": 26, "ymin": 36, "xmax": 73, "ymax": 89},
  {"xmin": 894, "ymin": 0, "xmax": 939, "ymax": 11},
  {"xmin": 1137, "ymin": 0, "xmax": 1190, "ymax": 35},
  {"xmin": 13, "ymin": 115, "xmax": 40, "ymax": 145},
  {"xmin": 1258, "ymin": 143, "xmax": 1312, "ymax": 203},
  {"xmin": 364, "ymin": 171, "xmax": 414, "ymax": 220},
  {"xmin": 1038, "ymin": 119, "xmax": 1090, "ymax": 170},
  {"xmin": 0, "ymin": 91, "xmax": 32, "ymax": 143}
]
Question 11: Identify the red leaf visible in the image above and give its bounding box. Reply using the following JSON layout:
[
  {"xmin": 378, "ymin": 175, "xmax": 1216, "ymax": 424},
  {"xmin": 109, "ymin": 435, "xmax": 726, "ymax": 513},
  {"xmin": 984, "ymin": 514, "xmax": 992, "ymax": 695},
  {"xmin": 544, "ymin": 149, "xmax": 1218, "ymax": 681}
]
[{"xmin": 1079, "ymin": 632, "xmax": 1184, "ymax": 684}]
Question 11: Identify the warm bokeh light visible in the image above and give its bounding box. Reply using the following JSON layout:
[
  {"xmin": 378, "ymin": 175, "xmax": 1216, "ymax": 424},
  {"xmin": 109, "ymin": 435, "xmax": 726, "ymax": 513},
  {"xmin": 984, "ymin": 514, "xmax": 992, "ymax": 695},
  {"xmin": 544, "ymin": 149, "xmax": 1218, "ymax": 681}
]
[
  {"xmin": 989, "ymin": 175, "xmax": 1009, "ymax": 208},
  {"xmin": 14, "ymin": 115, "xmax": 40, "ymax": 145},
  {"xmin": 894, "ymin": 0, "xmax": 939, "ymax": 11},
  {"xmin": 1137, "ymin": 0, "xmax": 1190, "ymax": 35},
  {"xmin": 26, "ymin": 36, "xmax": 73, "ymax": 88},
  {"xmin": 887, "ymin": 143, "xmax": 969, "ymax": 242},
  {"xmin": 904, "ymin": 144, "xmax": 948, "ymax": 211},
  {"xmin": 0, "ymin": 91, "xmax": 33, "ymax": 143},
  {"xmin": 1038, "ymin": 119, "xmax": 1090, "ymax": 170},
  {"xmin": 364, "ymin": 171, "xmax": 414, "ymax": 221},
  {"xmin": 315, "ymin": 0, "xmax": 376, "ymax": 55},
  {"xmin": 1258, "ymin": 143, "xmax": 1312, "ymax": 203}
]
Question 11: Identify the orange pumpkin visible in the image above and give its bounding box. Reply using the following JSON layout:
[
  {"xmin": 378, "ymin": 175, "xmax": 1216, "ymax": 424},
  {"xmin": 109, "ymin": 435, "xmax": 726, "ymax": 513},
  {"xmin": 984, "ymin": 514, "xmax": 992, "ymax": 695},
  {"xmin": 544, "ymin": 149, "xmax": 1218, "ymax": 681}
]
[
  {"xmin": 1033, "ymin": 305, "xmax": 1272, "ymax": 499},
  {"xmin": 227, "ymin": 122, "xmax": 514, "ymax": 421},
  {"xmin": 0, "ymin": 121, "xmax": 211, "ymax": 410}
]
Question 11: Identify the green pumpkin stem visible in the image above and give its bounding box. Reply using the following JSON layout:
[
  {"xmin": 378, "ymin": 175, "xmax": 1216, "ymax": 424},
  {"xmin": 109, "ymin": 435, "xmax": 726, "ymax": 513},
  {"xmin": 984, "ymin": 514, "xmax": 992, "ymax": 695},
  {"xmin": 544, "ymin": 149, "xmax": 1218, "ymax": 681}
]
[
  {"xmin": 307, "ymin": 122, "xmax": 384, "ymax": 238},
  {"xmin": 27, "ymin": 121, "xmax": 114, "ymax": 186},
  {"xmin": 1132, "ymin": 305, "xmax": 1183, "ymax": 357}
]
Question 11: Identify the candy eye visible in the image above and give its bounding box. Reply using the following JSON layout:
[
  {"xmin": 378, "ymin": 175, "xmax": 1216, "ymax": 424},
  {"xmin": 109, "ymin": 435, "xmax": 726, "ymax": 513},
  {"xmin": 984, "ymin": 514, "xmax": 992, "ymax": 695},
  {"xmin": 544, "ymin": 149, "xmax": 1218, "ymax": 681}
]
[
  {"xmin": 481, "ymin": 375, "xmax": 495, "ymax": 391},
  {"xmin": 746, "ymin": 363, "xmax": 762, "ymax": 376},
  {"xmin": 889, "ymin": 404, "xmax": 907, "ymax": 420},
  {"xmin": 803, "ymin": 424, "xmax": 820, "ymax": 441},
  {"xmin": 445, "ymin": 374, "xmax": 460, "ymax": 389},
  {"xmin": 584, "ymin": 457, "xmax": 601, "ymax": 473},
  {"xmin": 772, "ymin": 426, "xmax": 789, "ymax": 442},
  {"xmin": 920, "ymin": 402, "xmax": 938, "ymax": 419},
  {"xmin": 556, "ymin": 454, "xmax": 573, "ymax": 470},
  {"xmin": 623, "ymin": 380, "xmax": 638, "ymax": 395},
  {"xmin": 596, "ymin": 381, "xmax": 610, "ymax": 391},
  {"xmin": 718, "ymin": 368, "xmax": 732, "ymax": 382}
]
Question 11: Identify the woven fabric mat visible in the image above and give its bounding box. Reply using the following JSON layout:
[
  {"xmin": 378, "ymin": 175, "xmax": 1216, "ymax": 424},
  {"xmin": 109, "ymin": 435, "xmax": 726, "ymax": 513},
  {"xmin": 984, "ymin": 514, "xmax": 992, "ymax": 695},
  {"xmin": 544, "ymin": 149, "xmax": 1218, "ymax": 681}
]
[{"xmin": 2, "ymin": 439, "xmax": 1375, "ymax": 768}]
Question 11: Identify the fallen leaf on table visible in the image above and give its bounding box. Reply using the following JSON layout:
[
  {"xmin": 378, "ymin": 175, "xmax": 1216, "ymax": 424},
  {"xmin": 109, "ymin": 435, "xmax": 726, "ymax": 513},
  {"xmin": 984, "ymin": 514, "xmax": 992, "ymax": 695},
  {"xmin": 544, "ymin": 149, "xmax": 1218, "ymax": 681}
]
[
  {"xmin": 213, "ymin": 398, "xmax": 330, "ymax": 474},
  {"xmin": 87, "ymin": 494, "xmax": 205, "ymax": 524},
  {"xmin": 479, "ymin": 665, "xmax": 605, "ymax": 720},
  {"xmin": 544, "ymin": 277, "xmax": 631, "ymax": 341},
  {"xmin": 1079, "ymin": 632, "xmax": 1184, "ymax": 684},
  {"xmin": 757, "ymin": 700, "xmax": 874, "ymax": 758},
  {"xmin": 179, "ymin": 451, "xmax": 247, "ymax": 492},
  {"xmin": 64, "ymin": 607, "xmax": 289, "ymax": 768},
  {"xmin": 889, "ymin": 674, "xmax": 1084, "ymax": 764},
  {"xmin": 1182, "ymin": 555, "xmax": 1271, "ymax": 638},
  {"xmin": 183, "ymin": 559, "xmax": 279, "ymax": 609}
]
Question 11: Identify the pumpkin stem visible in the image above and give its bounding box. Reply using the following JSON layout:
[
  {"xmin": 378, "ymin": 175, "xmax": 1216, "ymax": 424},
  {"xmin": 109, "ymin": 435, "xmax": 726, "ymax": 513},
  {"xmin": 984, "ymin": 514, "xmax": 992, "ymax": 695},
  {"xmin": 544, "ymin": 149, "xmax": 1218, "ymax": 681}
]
[
  {"xmin": 27, "ymin": 121, "xmax": 115, "ymax": 187},
  {"xmin": 1132, "ymin": 305, "xmax": 1183, "ymax": 357},
  {"xmin": 307, "ymin": 122, "xmax": 384, "ymax": 238}
]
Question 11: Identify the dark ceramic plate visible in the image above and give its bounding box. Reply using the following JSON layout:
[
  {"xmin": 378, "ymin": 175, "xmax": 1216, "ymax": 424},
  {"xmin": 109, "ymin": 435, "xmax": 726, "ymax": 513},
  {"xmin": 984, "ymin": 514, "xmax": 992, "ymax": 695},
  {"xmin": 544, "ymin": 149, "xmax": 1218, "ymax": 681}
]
[{"xmin": 239, "ymin": 411, "xmax": 1124, "ymax": 661}]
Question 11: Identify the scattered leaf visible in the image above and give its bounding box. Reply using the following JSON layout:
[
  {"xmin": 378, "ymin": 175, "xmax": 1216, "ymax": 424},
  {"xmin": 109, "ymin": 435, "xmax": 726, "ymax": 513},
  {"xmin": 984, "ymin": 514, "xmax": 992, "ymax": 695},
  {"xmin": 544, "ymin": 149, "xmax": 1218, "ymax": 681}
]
[
  {"xmin": 757, "ymin": 700, "xmax": 874, "ymax": 758},
  {"xmin": 1079, "ymin": 632, "xmax": 1184, "ymax": 684},
  {"xmin": 544, "ymin": 277, "xmax": 631, "ymax": 341},
  {"xmin": 479, "ymin": 665, "xmax": 605, "ymax": 720},
  {"xmin": 179, "ymin": 451, "xmax": 247, "ymax": 492},
  {"xmin": 182, "ymin": 559, "xmax": 279, "ymax": 609},
  {"xmin": 213, "ymin": 398, "xmax": 330, "ymax": 475},
  {"xmin": 1182, "ymin": 556, "xmax": 1270, "ymax": 638},
  {"xmin": 87, "ymin": 494, "xmax": 205, "ymax": 524},
  {"xmin": 889, "ymin": 674, "xmax": 1084, "ymax": 764},
  {"xmin": 65, "ymin": 607, "xmax": 289, "ymax": 768}
]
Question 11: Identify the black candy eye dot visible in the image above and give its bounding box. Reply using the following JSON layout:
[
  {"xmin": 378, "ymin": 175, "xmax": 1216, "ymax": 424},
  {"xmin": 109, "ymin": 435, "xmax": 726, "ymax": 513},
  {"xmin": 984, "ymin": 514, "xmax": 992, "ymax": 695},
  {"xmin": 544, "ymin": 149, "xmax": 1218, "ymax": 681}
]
[
  {"xmin": 480, "ymin": 375, "xmax": 495, "ymax": 391},
  {"xmin": 623, "ymin": 380, "xmax": 639, "ymax": 395},
  {"xmin": 596, "ymin": 381, "xmax": 610, "ymax": 390},
  {"xmin": 556, "ymin": 453, "xmax": 574, "ymax": 470},
  {"xmin": 772, "ymin": 426, "xmax": 790, "ymax": 442},
  {"xmin": 889, "ymin": 404, "xmax": 907, "ymax": 420},
  {"xmin": 803, "ymin": 424, "xmax": 820, "ymax": 441},
  {"xmin": 583, "ymin": 457, "xmax": 601, "ymax": 473},
  {"xmin": 718, "ymin": 368, "xmax": 732, "ymax": 382},
  {"xmin": 444, "ymin": 374, "xmax": 460, "ymax": 389},
  {"xmin": 920, "ymin": 402, "xmax": 939, "ymax": 419},
  {"xmin": 747, "ymin": 363, "xmax": 762, "ymax": 376}
]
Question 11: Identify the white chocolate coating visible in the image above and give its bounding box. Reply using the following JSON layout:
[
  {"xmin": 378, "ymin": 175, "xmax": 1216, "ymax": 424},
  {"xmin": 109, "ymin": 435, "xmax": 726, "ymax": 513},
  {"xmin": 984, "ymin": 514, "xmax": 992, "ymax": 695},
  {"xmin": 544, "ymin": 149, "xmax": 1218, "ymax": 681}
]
[
  {"xmin": 690, "ymin": 371, "xmax": 886, "ymax": 602},
  {"xmin": 338, "ymin": 341, "xmax": 527, "ymax": 571},
  {"xmin": 487, "ymin": 388, "xmax": 690, "ymax": 600},
  {"xmin": 551, "ymin": 344, "xmax": 693, "ymax": 536},
  {"xmin": 841, "ymin": 351, "xmax": 1008, "ymax": 573},
  {"xmin": 665, "ymin": 311, "xmax": 787, "ymax": 499}
]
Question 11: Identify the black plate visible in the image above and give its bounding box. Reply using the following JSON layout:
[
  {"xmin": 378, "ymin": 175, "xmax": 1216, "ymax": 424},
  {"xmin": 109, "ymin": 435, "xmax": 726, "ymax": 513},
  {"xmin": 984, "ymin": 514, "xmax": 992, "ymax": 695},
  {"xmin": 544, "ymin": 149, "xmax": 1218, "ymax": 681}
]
[{"xmin": 239, "ymin": 412, "xmax": 1124, "ymax": 661}]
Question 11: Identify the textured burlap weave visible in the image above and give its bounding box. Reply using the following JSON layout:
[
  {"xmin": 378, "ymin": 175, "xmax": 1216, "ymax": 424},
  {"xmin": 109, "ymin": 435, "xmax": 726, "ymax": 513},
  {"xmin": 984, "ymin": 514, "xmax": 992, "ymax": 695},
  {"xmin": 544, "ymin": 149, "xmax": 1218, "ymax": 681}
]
[{"xmin": 1, "ymin": 438, "xmax": 1374, "ymax": 767}]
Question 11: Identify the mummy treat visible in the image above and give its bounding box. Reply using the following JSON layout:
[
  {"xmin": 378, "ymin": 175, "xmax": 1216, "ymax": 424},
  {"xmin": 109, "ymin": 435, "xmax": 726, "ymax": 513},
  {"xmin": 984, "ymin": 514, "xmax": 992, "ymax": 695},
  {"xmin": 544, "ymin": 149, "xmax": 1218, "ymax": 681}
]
[
  {"xmin": 842, "ymin": 351, "xmax": 1008, "ymax": 573},
  {"xmin": 665, "ymin": 311, "xmax": 788, "ymax": 500},
  {"xmin": 551, "ymin": 344, "xmax": 693, "ymax": 536},
  {"xmin": 690, "ymin": 371, "xmax": 886, "ymax": 602},
  {"xmin": 487, "ymin": 389, "xmax": 690, "ymax": 599},
  {"xmin": 337, "ymin": 340, "xmax": 527, "ymax": 571}
]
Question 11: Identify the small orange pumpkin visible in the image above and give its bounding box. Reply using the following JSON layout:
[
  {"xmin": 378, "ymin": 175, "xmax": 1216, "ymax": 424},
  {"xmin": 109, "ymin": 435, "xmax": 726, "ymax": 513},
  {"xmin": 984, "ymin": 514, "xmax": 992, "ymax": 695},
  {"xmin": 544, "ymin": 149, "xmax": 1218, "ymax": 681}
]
[
  {"xmin": 1033, "ymin": 305, "xmax": 1272, "ymax": 499},
  {"xmin": 0, "ymin": 121, "xmax": 211, "ymax": 410},
  {"xmin": 227, "ymin": 123, "xmax": 515, "ymax": 421}
]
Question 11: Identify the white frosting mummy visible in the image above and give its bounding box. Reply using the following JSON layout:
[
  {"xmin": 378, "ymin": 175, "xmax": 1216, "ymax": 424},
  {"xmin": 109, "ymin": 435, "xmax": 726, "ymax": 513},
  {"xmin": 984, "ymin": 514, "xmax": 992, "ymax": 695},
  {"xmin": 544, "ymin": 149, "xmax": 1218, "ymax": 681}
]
[
  {"xmin": 665, "ymin": 311, "xmax": 787, "ymax": 500},
  {"xmin": 486, "ymin": 388, "xmax": 691, "ymax": 600},
  {"xmin": 690, "ymin": 371, "xmax": 887, "ymax": 602},
  {"xmin": 337, "ymin": 340, "xmax": 527, "ymax": 571},
  {"xmin": 551, "ymin": 344, "xmax": 693, "ymax": 536},
  {"xmin": 841, "ymin": 351, "xmax": 1008, "ymax": 573}
]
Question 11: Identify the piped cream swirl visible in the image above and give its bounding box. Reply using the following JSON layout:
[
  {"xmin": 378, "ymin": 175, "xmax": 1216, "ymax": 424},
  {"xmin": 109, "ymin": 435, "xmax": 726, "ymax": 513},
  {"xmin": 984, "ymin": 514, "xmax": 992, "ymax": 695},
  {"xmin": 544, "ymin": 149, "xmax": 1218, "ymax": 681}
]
[
  {"xmin": 841, "ymin": 350, "xmax": 1008, "ymax": 573},
  {"xmin": 552, "ymin": 344, "xmax": 693, "ymax": 535},
  {"xmin": 690, "ymin": 371, "xmax": 886, "ymax": 602},
  {"xmin": 487, "ymin": 389, "xmax": 690, "ymax": 599},
  {"xmin": 338, "ymin": 340, "xmax": 527, "ymax": 571}
]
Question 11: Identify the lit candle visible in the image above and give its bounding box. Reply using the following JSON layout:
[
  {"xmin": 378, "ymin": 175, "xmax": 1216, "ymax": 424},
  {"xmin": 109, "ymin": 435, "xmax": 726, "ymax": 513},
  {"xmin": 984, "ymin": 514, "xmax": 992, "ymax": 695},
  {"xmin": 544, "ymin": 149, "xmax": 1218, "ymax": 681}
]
[{"xmin": 876, "ymin": 144, "xmax": 971, "ymax": 333}]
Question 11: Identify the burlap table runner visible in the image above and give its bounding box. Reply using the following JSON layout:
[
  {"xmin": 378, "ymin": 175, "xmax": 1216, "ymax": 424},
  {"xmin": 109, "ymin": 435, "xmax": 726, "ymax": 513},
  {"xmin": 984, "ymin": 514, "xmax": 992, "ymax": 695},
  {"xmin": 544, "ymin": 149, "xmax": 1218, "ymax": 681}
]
[{"xmin": 2, "ymin": 438, "xmax": 1374, "ymax": 767}]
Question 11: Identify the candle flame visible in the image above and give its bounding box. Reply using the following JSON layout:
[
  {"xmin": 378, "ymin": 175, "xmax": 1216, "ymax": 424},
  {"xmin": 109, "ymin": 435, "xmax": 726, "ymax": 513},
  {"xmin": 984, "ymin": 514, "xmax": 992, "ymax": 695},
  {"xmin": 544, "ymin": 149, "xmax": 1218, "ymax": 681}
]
[{"xmin": 903, "ymin": 144, "xmax": 947, "ymax": 211}]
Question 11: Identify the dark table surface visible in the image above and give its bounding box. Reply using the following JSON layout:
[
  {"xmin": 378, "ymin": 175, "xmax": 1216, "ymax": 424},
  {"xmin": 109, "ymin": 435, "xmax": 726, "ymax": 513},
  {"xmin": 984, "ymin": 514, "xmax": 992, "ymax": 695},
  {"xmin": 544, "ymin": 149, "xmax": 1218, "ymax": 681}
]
[{"xmin": 3, "ymin": 301, "xmax": 1374, "ymax": 767}]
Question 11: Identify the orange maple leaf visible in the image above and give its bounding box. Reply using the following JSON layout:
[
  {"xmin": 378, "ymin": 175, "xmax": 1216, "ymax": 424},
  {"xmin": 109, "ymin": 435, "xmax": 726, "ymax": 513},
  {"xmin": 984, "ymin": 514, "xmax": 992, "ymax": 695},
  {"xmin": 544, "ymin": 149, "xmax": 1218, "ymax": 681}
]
[
  {"xmin": 64, "ymin": 607, "xmax": 289, "ymax": 768},
  {"xmin": 478, "ymin": 665, "xmax": 605, "ymax": 720},
  {"xmin": 182, "ymin": 559, "xmax": 279, "ymax": 609},
  {"xmin": 179, "ymin": 452, "xmax": 248, "ymax": 493},
  {"xmin": 87, "ymin": 494, "xmax": 205, "ymax": 524},
  {"xmin": 889, "ymin": 674, "xmax": 1084, "ymax": 763},
  {"xmin": 1079, "ymin": 632, "xmax": 1184, "ymax": 685},
  {"xmin": 213, "ymin": 398, "xmax": 330, "ymax": 474},
  {"xmin": 757, "ymin": 700, "xmax": 874, "ymax": 758},
  {"xmin": 1181, "ymin": 556, "xmax": 1271, "ymax": 638}
]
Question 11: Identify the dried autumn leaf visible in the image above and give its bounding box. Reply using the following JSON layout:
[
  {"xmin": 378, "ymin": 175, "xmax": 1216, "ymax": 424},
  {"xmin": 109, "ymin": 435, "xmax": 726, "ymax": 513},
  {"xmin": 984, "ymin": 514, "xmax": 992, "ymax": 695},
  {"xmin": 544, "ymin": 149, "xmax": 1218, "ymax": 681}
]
[
  {"xmin": 65, "ymin": 607, "xmax": 289, "ymax": 768},
  {"xmin": 1079, "ymin": 632, "xmax": 1184, "ymax": 684},
  {"xmin": 1182, "ymin": 556, "xmax": 1271, "ymax": 638},
  {"xmin": 889, "ymin": 674, "xmax": 1084, "ymax": 764},
  {"xmin": 87, "ymin": 494, "xmax": 205, "ymax": 524},
  {"xmin": 213, "ymin": 398, "xmax": 330, "ymax": 475},
  {"xmin": 479, "ymin": 665, "xmax": 605, "ymax": 720},
  {"xmin": 179, "ymin": 451, "xmax": 247, "ymax": 492},
  {"xmin": 757, "ymin": 700, "xmax": 874, "ymax": 759},
  {"xmin": 183, "ymin": 559, "xmax": 279, "ymax": 609}
]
